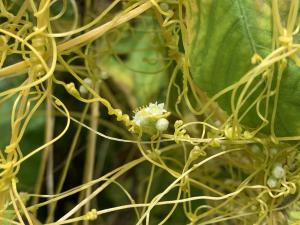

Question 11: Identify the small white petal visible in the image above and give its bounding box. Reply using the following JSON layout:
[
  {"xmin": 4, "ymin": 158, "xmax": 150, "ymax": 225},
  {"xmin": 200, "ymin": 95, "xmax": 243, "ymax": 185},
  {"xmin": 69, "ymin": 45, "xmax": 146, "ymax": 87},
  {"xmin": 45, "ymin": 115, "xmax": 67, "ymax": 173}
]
[
  {"xmin": 156, "ymin": 118, "xmax": 169, "ymax": 132},
  {"xmin": 160, "ymin": 3, "xmax": 169, "ymax": 11},
  {"xmin": 272, "ymin": 163, "xmax": 285, "ymax": 179},
  {"xmin": 79, "ymin": 85, "xmax": 88, "ymax": 95},
  {"xmin": 267, "ymin": 177, "xmax": 278, "ymax": 188},
  {"xmin": 79, "ymin": 78, "xmax": 93, "ymax": 95},
  {"xmin": 270, "ymin": 148, "xmax": 278, "ymax": 156},
  {"xmin": 250, "ymin": 144, "xmax": 261, "ymax": 154},
  {"xmin": 83, "ymin": 78, "xmax": 93, "ymax": 86},
  {"xmin": 133, "ymin": 112, "xmax": 143, "ymax": 126}
]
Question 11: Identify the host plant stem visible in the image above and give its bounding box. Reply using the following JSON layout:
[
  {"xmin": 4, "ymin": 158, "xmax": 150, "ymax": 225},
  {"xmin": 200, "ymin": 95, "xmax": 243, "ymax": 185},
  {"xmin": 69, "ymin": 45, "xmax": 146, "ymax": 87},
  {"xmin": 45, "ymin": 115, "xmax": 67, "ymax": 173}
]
[{"xmin": 83, "ymin": 82, "xmax": 100, "ymax": 225}]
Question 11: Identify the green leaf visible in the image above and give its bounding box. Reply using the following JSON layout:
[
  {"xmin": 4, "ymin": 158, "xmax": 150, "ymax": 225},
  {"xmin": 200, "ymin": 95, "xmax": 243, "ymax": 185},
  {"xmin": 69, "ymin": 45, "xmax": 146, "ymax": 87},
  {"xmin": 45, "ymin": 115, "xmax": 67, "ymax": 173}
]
[
  {"xmin": 18, "ymin": 110, "xmax": 44, "ymax": 192},
  {"xmin": 189, "ymin": 0, "xmax": 300, "ymax": 137}
]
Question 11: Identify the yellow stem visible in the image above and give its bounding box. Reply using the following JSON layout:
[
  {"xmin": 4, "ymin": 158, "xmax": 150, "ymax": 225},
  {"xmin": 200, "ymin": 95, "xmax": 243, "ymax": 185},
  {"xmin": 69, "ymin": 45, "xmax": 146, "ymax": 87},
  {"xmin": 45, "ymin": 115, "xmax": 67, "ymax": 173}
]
[{"xmin": 83, "ymin": 82, "xmax": 100, "ymax": 225}]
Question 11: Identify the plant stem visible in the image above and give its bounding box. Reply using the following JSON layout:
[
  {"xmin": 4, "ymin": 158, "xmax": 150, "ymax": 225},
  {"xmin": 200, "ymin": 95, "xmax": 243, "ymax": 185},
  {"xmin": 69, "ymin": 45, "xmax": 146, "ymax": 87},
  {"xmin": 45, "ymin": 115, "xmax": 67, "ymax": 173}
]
[
  {"xmin": 46, "ymin": 104, "xmax": 89, "ymax": 223},
  {"xmin": 57, "ymin": 1, "xmax": 154, "ymax": 52},
  {"xmin": 83, "ymin": 82, "xmax": 100, "ymax": 225},
  {"xmin": 45, "ymin": 83, "xmax": 55, "ymax": 218}
]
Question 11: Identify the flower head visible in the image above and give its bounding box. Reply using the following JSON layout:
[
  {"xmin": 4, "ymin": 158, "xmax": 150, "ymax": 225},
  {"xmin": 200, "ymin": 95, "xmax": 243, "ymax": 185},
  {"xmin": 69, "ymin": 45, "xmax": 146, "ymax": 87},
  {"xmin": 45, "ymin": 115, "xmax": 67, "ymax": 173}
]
[{"xmin": 133, "ymin": 102, "xmax": 169, "ymax": 134}]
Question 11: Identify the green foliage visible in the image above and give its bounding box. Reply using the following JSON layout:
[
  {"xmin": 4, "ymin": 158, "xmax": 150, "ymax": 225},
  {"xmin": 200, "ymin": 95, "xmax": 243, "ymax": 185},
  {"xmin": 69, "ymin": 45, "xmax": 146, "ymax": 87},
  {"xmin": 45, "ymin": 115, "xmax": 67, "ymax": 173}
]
[
  {"xmin": 1, "ymin": 1, "xmax": 300, "ymax": 225},
  {"xmin": 189, "ymin": 0, "xmax": 300, "ymax": 136}
]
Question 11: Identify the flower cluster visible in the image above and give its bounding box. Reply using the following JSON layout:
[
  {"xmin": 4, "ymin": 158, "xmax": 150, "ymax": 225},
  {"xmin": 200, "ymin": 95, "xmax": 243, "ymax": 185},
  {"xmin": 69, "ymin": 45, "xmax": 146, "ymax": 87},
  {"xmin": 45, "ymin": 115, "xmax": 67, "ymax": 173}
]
[{"xmin": 133, "ymin": 102, "xmax": 170, "ymax": 134}]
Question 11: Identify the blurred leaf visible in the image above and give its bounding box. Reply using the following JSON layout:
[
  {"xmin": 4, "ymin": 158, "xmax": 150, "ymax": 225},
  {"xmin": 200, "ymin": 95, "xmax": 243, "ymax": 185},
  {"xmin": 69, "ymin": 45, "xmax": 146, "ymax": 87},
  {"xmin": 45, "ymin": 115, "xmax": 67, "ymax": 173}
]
[
  {"xmin": 18, "ymin": 109, "xmax": 44, "ymax": 192},
  {"xmin": 101, "ymin": 14, "xmax": 168, "ymax": 106}
]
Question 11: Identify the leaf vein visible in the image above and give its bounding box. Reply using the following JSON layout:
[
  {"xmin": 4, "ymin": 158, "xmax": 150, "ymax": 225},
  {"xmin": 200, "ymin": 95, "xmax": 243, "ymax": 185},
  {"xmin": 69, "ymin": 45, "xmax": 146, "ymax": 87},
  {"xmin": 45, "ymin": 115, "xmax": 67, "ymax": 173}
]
[{"xmin": 236, "ymin": 0, "xmax": 257, "ymax": 54}]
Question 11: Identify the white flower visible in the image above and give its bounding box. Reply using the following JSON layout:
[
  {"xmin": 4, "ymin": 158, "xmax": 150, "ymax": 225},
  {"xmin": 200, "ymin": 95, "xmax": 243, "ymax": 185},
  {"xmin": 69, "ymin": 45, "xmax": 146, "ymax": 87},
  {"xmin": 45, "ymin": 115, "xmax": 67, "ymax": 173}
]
[
  {"xmin": 132, "ymin": 111, "xmax": 144, "ymax": 126},
  {"xmin": 133, "ymin": 102, "xmax": 167, "ymax": 126},
  {"xmin": 132, "ymin": 102, "xmax": 169, "ymax": 133},
  {"xmin": 144, "ymin": 103, "xmax": 166, "ymax": 115},
  {"xmin": 79, "ymin": 78, "xmax": 93, "ymax": 95},
  {"xmin": 267, "ymin": 177, "xmax": 278, "ymax": 188},
  {"xmin": 272, "ymin": 163, "xmax": 285, "ymax": 179},
  {"xmin": 156, "ymin": 118, "xmax": 169, "ymax": 132}
]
